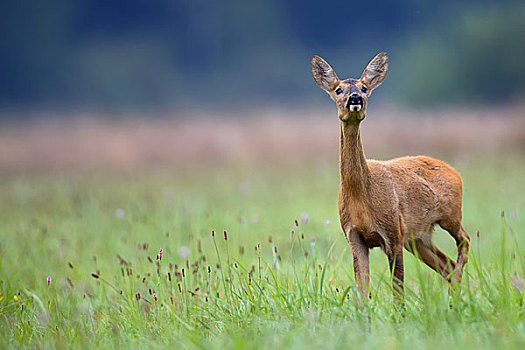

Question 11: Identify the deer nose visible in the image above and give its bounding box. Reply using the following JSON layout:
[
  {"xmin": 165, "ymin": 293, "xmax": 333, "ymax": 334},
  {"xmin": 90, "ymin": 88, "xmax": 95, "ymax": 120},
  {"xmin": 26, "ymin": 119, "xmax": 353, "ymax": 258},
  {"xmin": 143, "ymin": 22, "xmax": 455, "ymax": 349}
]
[{"xmin": 347, "ymin": 93, "xmax": 363, "ymax": 107}]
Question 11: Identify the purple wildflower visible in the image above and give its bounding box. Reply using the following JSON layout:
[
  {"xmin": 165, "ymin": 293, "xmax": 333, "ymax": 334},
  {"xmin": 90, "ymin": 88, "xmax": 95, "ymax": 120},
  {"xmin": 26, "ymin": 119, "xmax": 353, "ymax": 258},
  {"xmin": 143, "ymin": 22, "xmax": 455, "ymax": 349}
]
[{"xmin": 301, "ymin": 213, "xmax": 310, "ymax": 224}]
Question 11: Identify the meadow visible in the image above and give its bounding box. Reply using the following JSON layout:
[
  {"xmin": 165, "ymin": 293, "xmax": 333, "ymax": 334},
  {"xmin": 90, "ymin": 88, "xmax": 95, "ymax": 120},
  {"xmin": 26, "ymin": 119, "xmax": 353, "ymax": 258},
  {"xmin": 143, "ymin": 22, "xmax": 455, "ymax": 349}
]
[{"xmin": 0, "ymin": 112, "xmax": 524, "ymax": 349}]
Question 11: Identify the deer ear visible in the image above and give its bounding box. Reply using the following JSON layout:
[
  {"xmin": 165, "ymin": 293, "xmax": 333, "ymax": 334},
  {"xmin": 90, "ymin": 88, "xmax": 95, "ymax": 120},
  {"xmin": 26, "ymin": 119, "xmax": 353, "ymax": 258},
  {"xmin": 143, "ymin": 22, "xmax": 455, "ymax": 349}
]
[
  {"xmin": 361, "ymin": 52, "xmax": 388, "ymax": 91},
  {"xmin": 311, "ymin": 56, "xmax": 339, "ymax": 92}
]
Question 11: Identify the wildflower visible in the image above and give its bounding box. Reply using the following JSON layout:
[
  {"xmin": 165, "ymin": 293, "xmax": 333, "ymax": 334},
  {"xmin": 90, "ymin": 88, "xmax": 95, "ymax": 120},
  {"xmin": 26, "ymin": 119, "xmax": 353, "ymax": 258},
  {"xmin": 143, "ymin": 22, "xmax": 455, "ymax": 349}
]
[
  {"xmin": 46, "ymin": 276, "xmax": 51, "ymax": 286},
  {"xmin": 510, "ymin": 211, "xmax": 517, "ymax": 220},
  {"xmin": 14, "ymin": 295, "xmax": 18, "ymax": 302},
  {"xmin": 153, "ymin": 292, "xmax": 157, "ymax": 301},
  {"xmin": 324, "ymin": 219, "xmax": 332, "ymax": 226},
  {"xmin": 178, "ymin": 246, "xmax": 191, "ymax": 259},
  {"xmin": 300, "ymin": 213, "xmax": 310, "ymax": 224},
  {"xmin": 162, "ymin": 187, "xmax": 175, "ymax": 201},
  {"xmin": 223, "ymin": 230, "xmax": 228, "ymax": 241},
  {"xmin": 115, "ymin": 208, "xmax": 125, "ymax": 219},
  {"xmin": 294, "ymin": 218, "xmax": 299, "ymax": 227},
  {"xmin": 310, "ymin": 237, "xmax": 316, "ymax": 256},
  {"xmin": 238, "ymin": 182, "xmax": 250, "ymax": 194},
  {"xmin": 251, "ymin": 216, "xmax": 259, "ymax": 225},
  {"xmin": 511, "ymin": 276, "xmax": 524, "ymax": 293},
  {"xmin": 157, "ymin": 248, "xmax": 163, "ymax": 260},
  {"xmin": 268, "ymin": 235, "xmax": 273, "ymax": 244}
]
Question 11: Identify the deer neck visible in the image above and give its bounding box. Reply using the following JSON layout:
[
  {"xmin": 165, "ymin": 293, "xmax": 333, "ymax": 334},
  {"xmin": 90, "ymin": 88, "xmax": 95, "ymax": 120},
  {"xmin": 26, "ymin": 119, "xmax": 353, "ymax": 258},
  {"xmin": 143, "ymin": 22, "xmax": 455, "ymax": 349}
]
[{"xmin": 339, "ymin": 121, "xmax": 372, "ymax": 198}]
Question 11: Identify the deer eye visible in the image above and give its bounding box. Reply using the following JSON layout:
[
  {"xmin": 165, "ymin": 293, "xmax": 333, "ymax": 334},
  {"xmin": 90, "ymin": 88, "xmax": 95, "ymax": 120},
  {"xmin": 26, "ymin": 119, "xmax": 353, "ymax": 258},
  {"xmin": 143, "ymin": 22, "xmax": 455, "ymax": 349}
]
[
  {"xmin": 335, "ymin": 88, "xmax": 343, "ymax": 95},
  {"xmin": 361, "ymin": 86, "xmax": 367, "ymax": 93}
]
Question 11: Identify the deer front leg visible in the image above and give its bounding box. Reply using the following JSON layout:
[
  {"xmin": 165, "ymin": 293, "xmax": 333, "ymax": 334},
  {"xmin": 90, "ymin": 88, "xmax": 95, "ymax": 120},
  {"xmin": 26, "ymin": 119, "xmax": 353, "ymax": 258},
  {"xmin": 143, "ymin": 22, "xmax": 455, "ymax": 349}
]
[{"xmin": 348, "ymin": 230, "xmax": 370, "ymax": 300}]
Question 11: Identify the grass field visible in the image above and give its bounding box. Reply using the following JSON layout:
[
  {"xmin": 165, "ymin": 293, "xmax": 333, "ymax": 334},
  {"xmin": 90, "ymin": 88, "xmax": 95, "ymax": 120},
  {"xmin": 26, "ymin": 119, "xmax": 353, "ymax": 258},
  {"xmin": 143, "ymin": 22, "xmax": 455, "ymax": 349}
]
[{"xmin": 1, "ymin": 114, "xmax": 525, "ymax": 349}]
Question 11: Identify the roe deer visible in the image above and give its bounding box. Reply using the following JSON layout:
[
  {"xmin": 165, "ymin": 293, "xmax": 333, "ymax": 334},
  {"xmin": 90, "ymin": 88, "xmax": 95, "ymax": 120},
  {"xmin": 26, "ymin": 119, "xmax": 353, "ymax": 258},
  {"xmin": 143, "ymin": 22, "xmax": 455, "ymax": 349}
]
[{"xmin": 311, "ymin": 52, "xmax": 470, "ymax": 300}]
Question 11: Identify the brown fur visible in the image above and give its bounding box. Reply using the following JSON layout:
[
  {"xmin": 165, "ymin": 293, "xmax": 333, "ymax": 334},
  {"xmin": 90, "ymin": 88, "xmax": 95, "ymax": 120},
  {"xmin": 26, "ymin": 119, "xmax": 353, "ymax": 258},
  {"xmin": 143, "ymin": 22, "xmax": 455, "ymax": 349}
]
[{"xmin": 312, "ymin": 53, "xmax": 470, "ymax": 300}]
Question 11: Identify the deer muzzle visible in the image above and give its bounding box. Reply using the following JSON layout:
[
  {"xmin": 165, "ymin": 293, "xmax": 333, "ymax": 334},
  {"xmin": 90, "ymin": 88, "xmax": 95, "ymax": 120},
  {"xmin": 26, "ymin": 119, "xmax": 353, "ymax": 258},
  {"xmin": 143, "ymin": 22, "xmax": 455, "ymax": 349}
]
[{"xmin": 346, "ymin": 93, "xmax": 363, "ymax": 112}]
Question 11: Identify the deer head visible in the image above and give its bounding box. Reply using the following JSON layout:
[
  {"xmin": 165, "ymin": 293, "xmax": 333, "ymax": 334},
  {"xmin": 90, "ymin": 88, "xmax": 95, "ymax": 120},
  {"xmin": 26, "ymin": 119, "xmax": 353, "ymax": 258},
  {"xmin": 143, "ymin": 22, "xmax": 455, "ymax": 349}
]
[{"xmin": 311, "ymin": 52, "xmax": 388, "ymax": 122}]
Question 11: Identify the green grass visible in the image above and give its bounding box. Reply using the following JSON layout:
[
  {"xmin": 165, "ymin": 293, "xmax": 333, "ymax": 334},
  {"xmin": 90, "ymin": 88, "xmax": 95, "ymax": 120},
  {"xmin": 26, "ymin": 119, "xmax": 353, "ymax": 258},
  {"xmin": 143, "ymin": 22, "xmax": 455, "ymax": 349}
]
[{"xmin": 1, "ymin": 155, "xmax": 524, "ymax": 349}]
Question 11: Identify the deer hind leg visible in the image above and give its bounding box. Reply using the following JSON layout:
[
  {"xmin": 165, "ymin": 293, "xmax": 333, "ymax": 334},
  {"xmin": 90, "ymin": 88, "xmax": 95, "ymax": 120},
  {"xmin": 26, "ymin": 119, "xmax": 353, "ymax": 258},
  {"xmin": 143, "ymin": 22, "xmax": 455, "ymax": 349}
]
[
  {"xmin": 405, "ymin": 236, "xmax": 456, "ymax": 284},
  {"xmin": 439, "ymin": 220, "xmax": 470, "ymax": 285}
]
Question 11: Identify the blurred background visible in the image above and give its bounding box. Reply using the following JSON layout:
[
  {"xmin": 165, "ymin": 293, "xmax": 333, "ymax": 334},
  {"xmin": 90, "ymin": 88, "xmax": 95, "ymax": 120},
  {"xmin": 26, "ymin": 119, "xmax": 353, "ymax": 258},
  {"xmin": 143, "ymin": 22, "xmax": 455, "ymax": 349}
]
[
  {"xmin": 1, "ymin": 2, "xmax": 525, "ymax": 345},
  {"xmin": 0, "ymin": 0, "xmax": 524, "ymax": 171}
]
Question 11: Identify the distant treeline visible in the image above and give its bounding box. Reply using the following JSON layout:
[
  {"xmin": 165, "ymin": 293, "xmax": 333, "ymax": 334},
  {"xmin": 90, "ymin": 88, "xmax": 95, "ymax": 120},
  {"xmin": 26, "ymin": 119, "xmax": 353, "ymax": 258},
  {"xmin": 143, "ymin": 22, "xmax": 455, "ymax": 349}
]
[{"xmin": 0, "ymin": 0, "xmax": 523, "ymax": 111}]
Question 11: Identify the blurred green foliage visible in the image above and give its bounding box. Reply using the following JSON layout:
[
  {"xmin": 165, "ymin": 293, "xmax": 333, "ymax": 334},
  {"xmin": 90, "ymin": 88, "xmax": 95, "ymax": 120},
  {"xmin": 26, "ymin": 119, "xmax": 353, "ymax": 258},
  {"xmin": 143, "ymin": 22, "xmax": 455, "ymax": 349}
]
[
  {"xmin": 0, "ymin": 0, "xmax": 523, "ymax": 111},
  {"xmin": 0, "ymin": 155, "xmax": 524, "ymax": 347}
]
